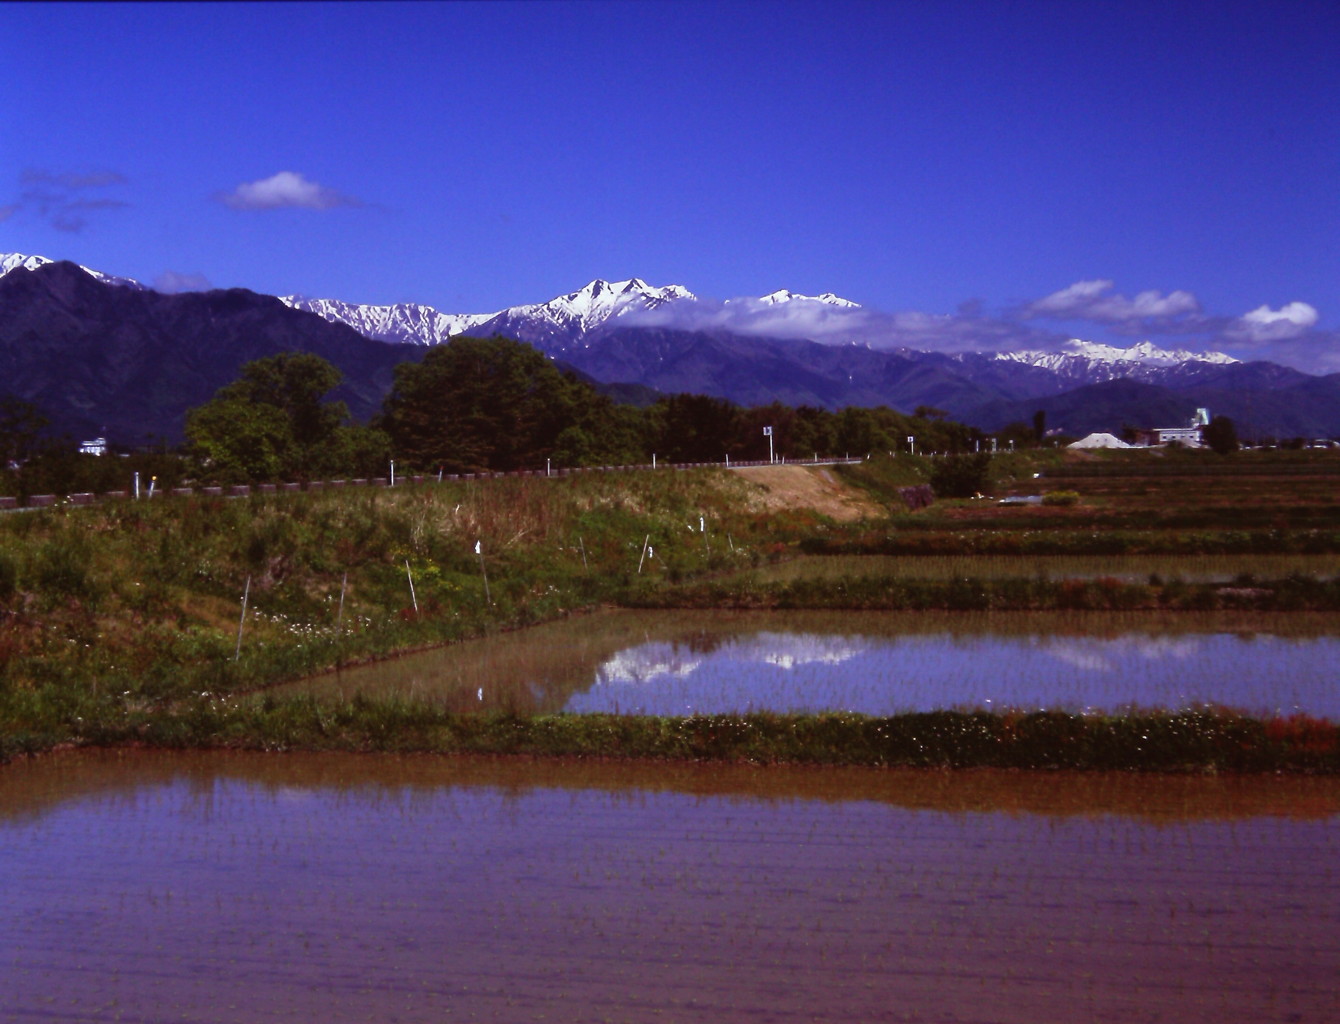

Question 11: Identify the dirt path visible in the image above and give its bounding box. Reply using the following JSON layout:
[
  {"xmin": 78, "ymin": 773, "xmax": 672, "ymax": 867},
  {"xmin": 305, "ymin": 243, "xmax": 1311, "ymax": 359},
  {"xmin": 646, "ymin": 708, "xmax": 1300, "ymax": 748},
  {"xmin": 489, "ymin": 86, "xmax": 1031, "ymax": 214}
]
[{"xmin": 732, "ymin": 463, "xmax": 884, "ymax": 521}]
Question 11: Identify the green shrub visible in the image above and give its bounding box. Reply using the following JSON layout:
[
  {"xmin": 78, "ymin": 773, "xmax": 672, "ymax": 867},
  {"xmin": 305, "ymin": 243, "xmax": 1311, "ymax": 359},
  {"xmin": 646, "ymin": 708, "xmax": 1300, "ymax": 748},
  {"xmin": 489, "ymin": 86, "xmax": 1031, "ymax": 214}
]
[
  {"xmin": 33, "ymin": 535, "xmax": 101, "ymax": 606},
  {"xmin": 1042, "ymin": 490, "xmax": 1080, "ymax": 506},
  {"xmin": 0, "ymin": 550, "xmax": 17, "ymax": 602},
  {"xmin": 928, "ymin": 453, "xmax": 993, "ymax": 498}
]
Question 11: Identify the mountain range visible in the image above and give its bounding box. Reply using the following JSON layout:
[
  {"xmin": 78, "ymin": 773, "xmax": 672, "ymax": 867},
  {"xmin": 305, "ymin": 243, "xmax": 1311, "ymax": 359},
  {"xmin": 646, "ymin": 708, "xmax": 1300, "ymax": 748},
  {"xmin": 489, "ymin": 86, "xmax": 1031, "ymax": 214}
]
[
  {"xmin": 0, "ymin": 257, "xmax": 414, "ymax": 444},
  {"xmin": 2, "ymin": 253, "xmax": 1338, "ymax": 444}
]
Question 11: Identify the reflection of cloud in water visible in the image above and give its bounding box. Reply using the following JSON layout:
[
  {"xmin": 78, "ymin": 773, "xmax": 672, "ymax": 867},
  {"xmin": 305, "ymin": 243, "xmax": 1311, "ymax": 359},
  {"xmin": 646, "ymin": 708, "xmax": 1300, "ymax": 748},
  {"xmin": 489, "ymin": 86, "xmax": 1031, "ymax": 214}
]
[
  {"xmin": 598, "ymin": 645, "xmax": 702, "ymax": 685},
  {"xmin": 1046, "ymin": 646, "xmax": 1114, "ymax": 672},
  {"xmin": 597, "ymin": 633, "xmax": 866, "ymax": 683},
  {"xmin": 1043, "ymin": 636, "xmax": 1204, "ymax": 673},
  {"xmin": 748, "ymin": 633, "xmax": 865, "ymax": 670}
]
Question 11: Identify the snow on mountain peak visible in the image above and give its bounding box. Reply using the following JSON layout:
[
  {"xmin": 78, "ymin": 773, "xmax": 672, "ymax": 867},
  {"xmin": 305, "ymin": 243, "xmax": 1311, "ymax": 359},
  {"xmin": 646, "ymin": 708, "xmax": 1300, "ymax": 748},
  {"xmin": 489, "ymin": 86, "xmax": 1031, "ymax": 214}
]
[
  {"xmin": 754, "ymin": 289, "xmax": 861, "ymax": 308},
  {"xmin": 999, "ymin": 338, "xmax": 1239, "ymax": 371},
  {"xmin": 279, "ymin": 294, "xmax": 494, "ymax": 346},
  {"xmin": 520, "ymin": 278, "xmax": 697, "ymax": 327},
  {"xmin": 1, "ymin": 252, "xmax": 143, "ymax": 289}
]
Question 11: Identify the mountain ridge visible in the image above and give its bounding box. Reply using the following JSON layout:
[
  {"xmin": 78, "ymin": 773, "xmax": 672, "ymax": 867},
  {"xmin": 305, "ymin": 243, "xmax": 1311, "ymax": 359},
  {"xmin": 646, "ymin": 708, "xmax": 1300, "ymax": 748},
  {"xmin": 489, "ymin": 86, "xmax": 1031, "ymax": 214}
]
[
  {"xmin": 0, "ymin": 260, "xmax": 417, "ymax": 444},
  {"xmin": 3, "ymin": 252, "xmax": 1335, "ymax": 442}
]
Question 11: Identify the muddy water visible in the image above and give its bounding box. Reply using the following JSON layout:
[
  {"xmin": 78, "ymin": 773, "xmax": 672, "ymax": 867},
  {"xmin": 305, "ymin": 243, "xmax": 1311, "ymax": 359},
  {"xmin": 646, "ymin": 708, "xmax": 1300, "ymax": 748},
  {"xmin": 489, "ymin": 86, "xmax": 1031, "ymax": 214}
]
[
  {"xmin": 280, "ymin": 609, "xmax": 1340, "ymax": 718},
  {"xmin": 748, "ymin": 552, "xmax": 1340, "ymax": 583},
  {"xmin": 3, "ymin": 751, "xmax": 1338, "ymax": 1023}
]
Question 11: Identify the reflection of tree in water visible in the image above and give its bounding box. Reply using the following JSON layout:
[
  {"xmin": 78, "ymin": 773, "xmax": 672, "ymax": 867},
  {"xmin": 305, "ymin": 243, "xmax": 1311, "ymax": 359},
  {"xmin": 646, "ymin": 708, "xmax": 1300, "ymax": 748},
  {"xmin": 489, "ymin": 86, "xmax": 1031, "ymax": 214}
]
[{"xmin": 8, "ymin": 749, "xmax": 1340, "ymax": 824}]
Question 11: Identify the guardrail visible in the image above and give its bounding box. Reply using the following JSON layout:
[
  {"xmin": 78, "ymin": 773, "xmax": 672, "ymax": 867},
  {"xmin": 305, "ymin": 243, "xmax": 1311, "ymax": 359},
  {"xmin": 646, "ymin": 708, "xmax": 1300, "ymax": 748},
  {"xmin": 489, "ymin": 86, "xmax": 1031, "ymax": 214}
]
[{"xmin": 0, "ymin": 457, "xmax": 867, "ymax": 511}]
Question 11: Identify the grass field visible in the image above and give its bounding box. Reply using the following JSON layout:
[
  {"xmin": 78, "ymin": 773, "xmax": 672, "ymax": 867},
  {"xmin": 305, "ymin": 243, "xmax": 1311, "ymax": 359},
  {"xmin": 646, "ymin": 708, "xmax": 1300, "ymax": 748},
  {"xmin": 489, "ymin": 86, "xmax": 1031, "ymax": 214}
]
[{"xmin": 4, "ymin": 448, "xmax": 1340, "ymax": 768}]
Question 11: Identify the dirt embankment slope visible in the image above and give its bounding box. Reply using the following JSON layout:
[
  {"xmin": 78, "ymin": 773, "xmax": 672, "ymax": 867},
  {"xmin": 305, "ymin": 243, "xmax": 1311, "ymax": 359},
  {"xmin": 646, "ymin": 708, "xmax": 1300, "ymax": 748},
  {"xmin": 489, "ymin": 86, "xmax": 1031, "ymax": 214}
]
[{"xmin": 731, "ymin": 464, "xmax": 884, "ymax": 522}]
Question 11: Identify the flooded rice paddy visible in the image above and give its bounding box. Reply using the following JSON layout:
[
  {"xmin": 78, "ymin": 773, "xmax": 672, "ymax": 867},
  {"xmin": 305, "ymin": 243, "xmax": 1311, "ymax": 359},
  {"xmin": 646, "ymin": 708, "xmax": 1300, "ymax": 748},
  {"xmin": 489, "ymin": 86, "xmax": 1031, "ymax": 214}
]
[
  {"xmin": 2, "ymin": 750, "xmax": 1337, "ymax": 1024},
  {"xmin": 747, "ymin": 552, "xmax": 1340, "ymax": 584},
  {"xmin": 283, "ymin": 609, "xmax": 1340, "ymax": 719}
]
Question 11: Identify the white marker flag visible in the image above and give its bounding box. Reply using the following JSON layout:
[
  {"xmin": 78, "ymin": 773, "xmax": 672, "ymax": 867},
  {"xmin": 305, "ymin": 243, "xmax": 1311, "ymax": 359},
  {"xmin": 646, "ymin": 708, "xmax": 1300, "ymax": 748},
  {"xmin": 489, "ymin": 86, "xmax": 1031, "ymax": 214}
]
[{"xmin": 474, "ymin": 540, "xmax": 481, "ymax": 555}]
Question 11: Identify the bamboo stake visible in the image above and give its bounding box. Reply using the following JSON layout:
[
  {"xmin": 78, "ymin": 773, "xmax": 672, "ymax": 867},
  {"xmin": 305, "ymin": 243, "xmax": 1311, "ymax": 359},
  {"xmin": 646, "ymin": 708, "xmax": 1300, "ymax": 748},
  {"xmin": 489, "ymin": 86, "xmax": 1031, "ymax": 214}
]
[
  {"xmin": 234, "ymin": 576, "xmax": 250, "ymax": 661},
  {"xmin": 476, "ymin": 541, "xmax": 492, "ymax": 605},
  {"xmin": 405, "ymin": 559, "xmax": 418, "ymax": 614},
  {"xmin": 578, "ymin": 535, "xmax": 588, "ymax": 572},
  {"xmin": 336, "ymin": 572, "xmax": 347, "ymax": 633},
  {"xmin": 637, "ymin": 533, "xmax": 651, "ymax": 573}
]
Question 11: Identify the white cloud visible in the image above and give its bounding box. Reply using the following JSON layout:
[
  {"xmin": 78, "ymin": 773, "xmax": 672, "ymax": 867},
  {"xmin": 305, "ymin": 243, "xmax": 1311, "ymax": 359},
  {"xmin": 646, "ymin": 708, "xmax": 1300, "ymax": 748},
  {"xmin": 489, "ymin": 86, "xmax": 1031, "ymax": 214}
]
[
  {"xmin": 216, "ymin": 171, "xmax": 360, "ymax": 211},
  {"xmin": 154, "ymin": 270, "xmax": 212, "ymax": 294},
  {"xmin": 1227, "ymin": 301, "xmax": 1320, "ymax": 344},
  {"xmin": 1025, "ymin": 279, "xmax": 1201, "ymax": 323},
  {"xmin": 621, "ymin": 293, "xmax": 1055, "ymax": 354}
]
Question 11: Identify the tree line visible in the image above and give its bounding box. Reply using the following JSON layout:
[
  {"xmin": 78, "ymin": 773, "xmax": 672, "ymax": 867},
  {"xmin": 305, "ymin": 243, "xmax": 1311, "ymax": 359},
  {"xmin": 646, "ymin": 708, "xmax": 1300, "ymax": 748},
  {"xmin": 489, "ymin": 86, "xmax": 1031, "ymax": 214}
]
[
  {"xmin": 181, "ymin": 337, "xmax": 993, "ymax": 483},
  {"xmin": 0, "ymin": 334, "xmax": 1125, "ymax": 492}
]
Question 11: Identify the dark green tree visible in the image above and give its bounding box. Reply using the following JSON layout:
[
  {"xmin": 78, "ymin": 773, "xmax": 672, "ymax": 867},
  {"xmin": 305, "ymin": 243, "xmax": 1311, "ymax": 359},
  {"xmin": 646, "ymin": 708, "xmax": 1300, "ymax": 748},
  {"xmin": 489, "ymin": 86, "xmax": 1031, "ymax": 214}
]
[
  {"xmin": 1202, "ymin": 415, "xmax": 1239, "ymax": 455},
  {"xmin": 0, "ymin": 396, "xmax": 48, "ymax": 467},
  {"xmin": 929, "ymin": 453, "xmax": 994, "ymax": 498},
  {"xmin": 647, "ymin": 394, "xmax": 742, "ymax": 463},
  {"xmin": 381, "ymin": 336, "xmax": 609, "ymax": 472}
]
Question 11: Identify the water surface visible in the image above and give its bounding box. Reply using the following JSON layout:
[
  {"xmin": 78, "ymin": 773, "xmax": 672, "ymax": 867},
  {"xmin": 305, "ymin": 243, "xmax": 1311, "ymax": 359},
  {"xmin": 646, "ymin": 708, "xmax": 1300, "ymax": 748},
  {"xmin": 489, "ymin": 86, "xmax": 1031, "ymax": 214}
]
[
  {"xmin": 283, "ymin": 609, "xmax": 1340, "ymax": 718},
  {"xmin": 2, "ymin": 751, "xmax": 1338, "ymax": 1024},
  {"xmin": 748, "ymin": 552, "xmax": 1340, "ymax": 583}
]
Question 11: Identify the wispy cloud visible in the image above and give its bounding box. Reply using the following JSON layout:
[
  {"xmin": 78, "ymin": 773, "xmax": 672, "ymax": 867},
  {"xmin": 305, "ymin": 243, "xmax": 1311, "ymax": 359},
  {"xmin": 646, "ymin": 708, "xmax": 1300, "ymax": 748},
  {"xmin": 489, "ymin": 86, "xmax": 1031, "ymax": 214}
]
[
  {"xmin": 624, "ymin": 292, "xmax": 1062, "ymax": 355},
  {"xmin": 1021, "ymin": 279, "xmax": 1202, "ymax": 329},
  {"xmin": 24, "ymin": 170, "xmax": 127, "ymax": 190},
  {"xmin": 1013, "ymin": 279, "xmax": 1331, "ymax": 365},
  {"xmin": 9, "ymin": 168, "xmax": 130, "ymax": 232},
  {"xmin": 621, "ymin": 278, "xmax": 1331, "ymax": 372},
  {"xmin": 153, "ymin": 270, "xmax": 212, "ymax": 294},
  {"xmin": 216, "ymin": 171, "xmax": 361, "ymax": 211},
  {"xmin": 1246, "ymin": 328, "xmax": 1340, "ymax": 375}
]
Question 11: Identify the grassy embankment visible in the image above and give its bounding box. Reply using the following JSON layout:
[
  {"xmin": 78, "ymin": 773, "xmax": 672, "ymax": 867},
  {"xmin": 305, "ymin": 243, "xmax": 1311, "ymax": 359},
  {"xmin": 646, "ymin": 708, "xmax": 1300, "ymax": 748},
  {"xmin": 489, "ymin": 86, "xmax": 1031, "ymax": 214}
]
[{"xmin": 3, "ymin": 449, "xmax": 1339, "ymax": 769}]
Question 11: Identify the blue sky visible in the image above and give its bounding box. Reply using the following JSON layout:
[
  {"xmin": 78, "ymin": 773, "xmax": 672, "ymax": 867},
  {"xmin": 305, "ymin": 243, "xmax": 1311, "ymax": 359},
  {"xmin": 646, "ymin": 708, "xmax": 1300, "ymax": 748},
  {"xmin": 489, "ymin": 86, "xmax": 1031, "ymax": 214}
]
[{"xmin": 3, "ymin": 0, "xmax": 1337, "ymax": 370}]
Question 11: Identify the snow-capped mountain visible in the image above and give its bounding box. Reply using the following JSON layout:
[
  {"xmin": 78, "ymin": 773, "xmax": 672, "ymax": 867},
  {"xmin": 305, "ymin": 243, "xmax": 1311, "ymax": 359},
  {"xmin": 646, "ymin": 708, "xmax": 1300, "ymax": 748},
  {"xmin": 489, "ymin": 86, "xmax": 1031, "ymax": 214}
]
[
  {"xmin": 752, "ymin": 289, "xmax": 861, "ymax": 308},
  {"xmin": 0, "ymin": 252, "xmax": 144, "ymax": 290},
  {"xmin": 469, "ymin": 277, "xmax": 697, "ymax": 349},
  {"xmin": 279, "ymin": 295, "xmax": 494, "ymax": 347},
  {"xmin": 991, "ymin": 339, "xmax": 1239, "ymax": 387},
  {"xmin": 5, "ymin": 253, "xmax": 1340, "ymax": 441},
  {"xmin": 275, "ymin": 280, "xmax": 866, "ymax": 350}
]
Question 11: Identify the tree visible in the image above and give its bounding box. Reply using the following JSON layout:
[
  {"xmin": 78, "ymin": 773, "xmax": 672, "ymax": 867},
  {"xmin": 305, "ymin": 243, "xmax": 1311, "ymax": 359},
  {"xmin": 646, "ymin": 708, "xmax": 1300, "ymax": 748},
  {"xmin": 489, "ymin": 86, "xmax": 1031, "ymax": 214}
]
[
  {"xmin": 216, "ymin": 352, "xmax": 347, "ymax": 451},
  {"xmin": 1032, "ymin": 409, "xmax": 1047, "ymax": 445},
  {"xmin": 381, "ymin": 336, "xmax": 600, "ymax": 472},
  {"xmin": 186, "ymin": 353, "xmax": 360, "ymax": 482},
  {"xmin": 186, "ymin": 398, "xmax": 290, "ymax": 482},
  {"xmin": 1203, "ymin": 415, "xmax": 1239, "ymax": 455},
  {"xmin": 648, "ymin": 394, "xmax": 742, "ymax": 463},
  {"xmin": 0, "ymin": 396, "xmax": 48, "ymax": 468},
  {"xmin": 929, "ymin": 453, "xmax": 993, "ymax": 498}
]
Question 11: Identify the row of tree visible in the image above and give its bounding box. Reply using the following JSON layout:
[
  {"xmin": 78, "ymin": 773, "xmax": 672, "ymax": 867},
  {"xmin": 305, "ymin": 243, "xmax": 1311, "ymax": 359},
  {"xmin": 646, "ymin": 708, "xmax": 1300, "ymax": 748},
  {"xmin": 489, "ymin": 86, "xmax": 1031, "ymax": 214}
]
[
  {"xmin": 1, "ymin": 334, "xmax": 1243, "ymax": 491},
  {"xmin": 180, "ymin": 338, "xmax": 1005, "ymax": 483}
]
